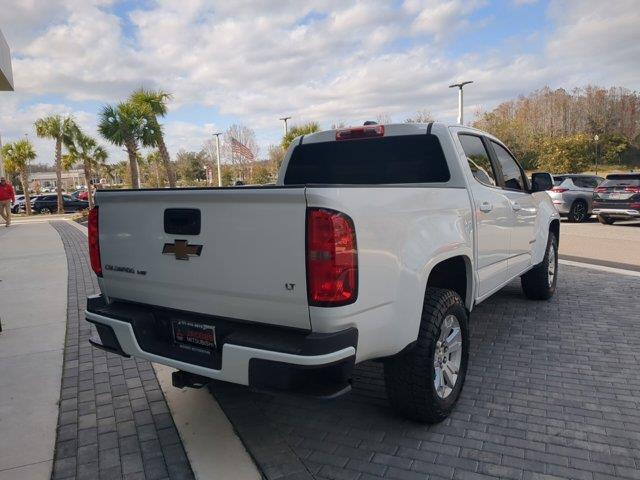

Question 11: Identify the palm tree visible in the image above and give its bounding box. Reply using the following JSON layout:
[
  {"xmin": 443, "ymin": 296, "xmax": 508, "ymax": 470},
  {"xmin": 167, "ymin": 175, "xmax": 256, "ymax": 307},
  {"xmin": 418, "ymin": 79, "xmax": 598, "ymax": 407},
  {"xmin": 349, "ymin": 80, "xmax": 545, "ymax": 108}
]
[
  {"xmin": 2, "ymin": 139, "xmax": 36, "ymax": 215},
  {"xmin": 63, "ymin": 129, "xmax": 108, "ymax": 209},
  {"xmin": 145, "ymin": 150, "xmax": 164, "ymax": 187},
  {"xmin": 100, "ymin": 163, "xmax": 117, "ymax": 185},
  {"xmin": 98, "ymin": 102, "xmax": 146, "ymax": 189},
  {"xmin": 130, "ymin": 88, "xmax": 176, "ymax": 187},
  {"xmin": 34, "ymin": 115, "xmax": 77, "ymax": 213},
  {"xmin": 113, "ymin": 160, "xmax": 130, "ymax": 185}
]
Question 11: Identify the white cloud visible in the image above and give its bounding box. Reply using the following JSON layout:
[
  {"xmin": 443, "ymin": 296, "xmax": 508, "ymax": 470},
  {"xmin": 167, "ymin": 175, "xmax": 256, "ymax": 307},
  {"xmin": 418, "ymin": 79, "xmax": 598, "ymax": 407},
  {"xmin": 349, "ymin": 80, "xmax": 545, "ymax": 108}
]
[{"xmin": 0, "ymin": 0, "xmax": 639, "ymax": 165}]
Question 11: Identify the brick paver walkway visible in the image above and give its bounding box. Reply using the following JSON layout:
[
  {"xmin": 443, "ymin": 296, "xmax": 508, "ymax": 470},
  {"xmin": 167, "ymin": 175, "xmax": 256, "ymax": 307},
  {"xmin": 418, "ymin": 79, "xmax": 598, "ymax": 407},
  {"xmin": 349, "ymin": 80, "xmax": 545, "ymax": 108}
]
[
  {"xmin": 51, "ymin": 222, "xmax": 195, "ymax": 480},
  {"xmin": 213, "ymin": 266, "xmax": 640, "ymax": 480}
]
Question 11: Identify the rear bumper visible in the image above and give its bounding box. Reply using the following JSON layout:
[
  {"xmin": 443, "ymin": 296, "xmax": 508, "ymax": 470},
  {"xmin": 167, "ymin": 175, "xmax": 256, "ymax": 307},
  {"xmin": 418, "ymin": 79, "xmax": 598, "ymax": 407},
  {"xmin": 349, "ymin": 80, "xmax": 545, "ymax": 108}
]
[
  {"xmin": 85, "ymin": 295, "xmax": 357, "ymax": 397},
  {"xmin": 592, "ymin": 208, "xmax": 640, "ymax": 218}
]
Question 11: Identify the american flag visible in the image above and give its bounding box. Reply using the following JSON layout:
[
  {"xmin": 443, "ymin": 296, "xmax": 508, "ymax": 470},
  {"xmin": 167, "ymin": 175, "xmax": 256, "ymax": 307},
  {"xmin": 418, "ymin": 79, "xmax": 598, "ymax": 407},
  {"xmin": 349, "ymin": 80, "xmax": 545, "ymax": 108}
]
[{"xmin": 231, "ymin": 138, "xmax": 254, "ymax": 161}]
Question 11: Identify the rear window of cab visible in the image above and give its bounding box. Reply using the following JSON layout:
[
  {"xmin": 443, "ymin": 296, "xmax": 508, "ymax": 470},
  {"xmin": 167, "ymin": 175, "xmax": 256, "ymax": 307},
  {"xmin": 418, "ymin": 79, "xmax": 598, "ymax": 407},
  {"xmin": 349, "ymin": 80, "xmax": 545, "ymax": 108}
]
[
  {"xmin": 601, "ymin": 176, "xmax": 640, "ymax": 187},
  {"xmin": 283, "ymin": 134, "xmax": 450, "ymax": 185}
]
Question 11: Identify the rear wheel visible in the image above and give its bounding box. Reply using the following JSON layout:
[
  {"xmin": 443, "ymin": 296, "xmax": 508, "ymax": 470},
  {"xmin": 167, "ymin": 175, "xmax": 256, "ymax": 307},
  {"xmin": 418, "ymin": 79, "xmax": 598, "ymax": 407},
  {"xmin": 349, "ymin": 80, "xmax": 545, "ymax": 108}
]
[
  {"xmin": 39, "ymin": 207, "xmax": 51, "ymax": 214},
  {"xmin": 521, "ymin": 231, "xmax": 558, "ymax": 300},
  {"xmin": 598, "ymin": 215, "xmax": 615, "ymax": 225},
  {"xmin": 568, "ymin": 200, "xmax": 588, "ymax": 223},
  {"xmin": 384, "ymin": 288, "xmax": 469, "ymax": 423}
]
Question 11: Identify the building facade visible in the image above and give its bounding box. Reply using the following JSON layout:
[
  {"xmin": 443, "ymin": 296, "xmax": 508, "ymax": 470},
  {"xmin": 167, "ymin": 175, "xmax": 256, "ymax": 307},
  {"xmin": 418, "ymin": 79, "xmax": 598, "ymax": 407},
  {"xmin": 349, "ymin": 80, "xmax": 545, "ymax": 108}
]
[
  {"xmin": 28, "ymin": 169, "xmax": 95, "ymax": 192},
  {"xmin": 0, "ymin": 28, "xmax": 14, "ymax": 178}
]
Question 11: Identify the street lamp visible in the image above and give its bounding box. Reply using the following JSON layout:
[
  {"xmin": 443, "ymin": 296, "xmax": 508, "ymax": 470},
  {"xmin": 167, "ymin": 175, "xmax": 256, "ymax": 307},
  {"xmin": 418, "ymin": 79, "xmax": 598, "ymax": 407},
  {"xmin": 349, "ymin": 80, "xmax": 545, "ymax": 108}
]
[
  {"xmin": 212, "ymin": 132, "xmax": 222, "ymax": 187},
  {"xmin": 448, "ymin": 81, "xmax": 473, "ymax": 125},
  {"xmin": 279, "ymin": 116, "xmax": 291, "ymax": 136},
  {"xmin": 594, "ymin": 134, "xmax": 599, "ymax": 175}
]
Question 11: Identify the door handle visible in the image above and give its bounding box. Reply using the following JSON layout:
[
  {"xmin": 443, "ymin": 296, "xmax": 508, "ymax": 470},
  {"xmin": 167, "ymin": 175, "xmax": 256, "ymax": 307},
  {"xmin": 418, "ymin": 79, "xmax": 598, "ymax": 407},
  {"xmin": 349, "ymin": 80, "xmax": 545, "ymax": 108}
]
[
  {"xmin": 479, "ymin": 202, "xmax": 493, "ymax": 213},
  {"xmin": 510, "ymin": 201, "xmax": 521, "ymax": 211}
]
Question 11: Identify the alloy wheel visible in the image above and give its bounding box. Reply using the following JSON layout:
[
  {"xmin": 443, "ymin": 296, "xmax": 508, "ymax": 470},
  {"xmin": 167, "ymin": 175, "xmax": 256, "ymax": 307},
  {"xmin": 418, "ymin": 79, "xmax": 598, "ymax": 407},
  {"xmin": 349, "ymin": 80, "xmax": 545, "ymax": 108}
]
[
  {"xmin": 433, "ymin": 314, "xmax": 463, "ymax": 399},
  {"xmin": 548, "ymin": 242, "xmax": 556, "ymax": 287}
]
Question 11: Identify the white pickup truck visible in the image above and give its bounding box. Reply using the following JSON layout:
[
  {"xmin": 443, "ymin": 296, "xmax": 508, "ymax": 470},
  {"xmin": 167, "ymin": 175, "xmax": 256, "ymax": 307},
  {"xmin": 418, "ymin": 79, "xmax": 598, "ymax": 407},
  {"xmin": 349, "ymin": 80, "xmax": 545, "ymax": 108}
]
[{"xmin": 86, "ymin": 122, "xmax": 559, "ymax": 423}]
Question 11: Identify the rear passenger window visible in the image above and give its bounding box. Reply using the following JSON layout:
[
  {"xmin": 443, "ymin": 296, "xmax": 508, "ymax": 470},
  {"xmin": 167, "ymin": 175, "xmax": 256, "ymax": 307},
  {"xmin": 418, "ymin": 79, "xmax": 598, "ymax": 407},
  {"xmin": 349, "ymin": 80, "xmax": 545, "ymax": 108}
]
[
  {"xmin": 573, "ymin": 178, "xmax": 589, "ymax": 188},
  {"xmin": 458, "ymin": 134, "xmax": 496, "ymax": 187},
  {"xmin": 491, "ymin": 142, "xmax": 526, "ymax": 191}
]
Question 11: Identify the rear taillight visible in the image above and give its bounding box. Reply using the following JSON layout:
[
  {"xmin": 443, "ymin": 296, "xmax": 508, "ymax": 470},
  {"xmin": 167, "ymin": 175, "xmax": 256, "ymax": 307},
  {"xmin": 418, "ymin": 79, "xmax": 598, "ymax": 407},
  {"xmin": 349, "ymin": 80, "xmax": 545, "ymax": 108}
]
[
  {"xmin": 306, "ymin": 208, "xmax": 358, "ymax": 306},
  {"xmin": 550, "ymin": 187, "xmax": 568, "ymax": 193},
  {"xmin": 88, "ymin": 207, "xmax": 102, "ymax": 277},
  {"xmin": 336, "ymin": 125, "xmax": 384, "ymax": 141},
  {"xmin": 594, "ymin": 187, "xmax": 607, "ymax": 193},
  {"xmin": 624, "ymin": 186, "xmax": 640, "ymax": 193}
]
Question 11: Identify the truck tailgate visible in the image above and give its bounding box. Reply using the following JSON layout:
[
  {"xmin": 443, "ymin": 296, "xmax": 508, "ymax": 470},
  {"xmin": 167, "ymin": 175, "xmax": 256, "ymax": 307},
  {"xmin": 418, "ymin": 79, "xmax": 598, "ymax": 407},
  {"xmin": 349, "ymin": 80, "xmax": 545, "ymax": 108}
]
[{"xmin": 96, "ymin": 188, "xmax": 310, "ymax": 330}]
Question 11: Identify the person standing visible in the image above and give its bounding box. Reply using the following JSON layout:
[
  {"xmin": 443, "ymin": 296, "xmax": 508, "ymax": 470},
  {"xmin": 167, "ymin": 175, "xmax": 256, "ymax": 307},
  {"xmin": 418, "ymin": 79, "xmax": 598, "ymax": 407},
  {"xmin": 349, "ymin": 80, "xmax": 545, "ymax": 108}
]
[{"xmin": 0, "ymin": 177, "xmax": 16, "ymax": 227}]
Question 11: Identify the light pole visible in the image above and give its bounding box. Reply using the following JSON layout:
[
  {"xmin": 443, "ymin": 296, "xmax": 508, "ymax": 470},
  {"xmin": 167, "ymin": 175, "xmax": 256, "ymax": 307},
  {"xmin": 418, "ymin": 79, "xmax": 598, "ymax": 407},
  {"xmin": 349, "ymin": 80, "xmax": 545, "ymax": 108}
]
[
  {"xmin": 279, "ymin": 116, "xmax": 291, "ymax": 136},
  {"xmin": 594, "ymin": 134, "xmax": 599, "ymax": 175},
  {"xmin": 213, "ymin": 132, "xmax": 222, "ymax": 187},
  {"xmin": 448, "ymin": 81, "xmax": 473, "ymax": 125}
]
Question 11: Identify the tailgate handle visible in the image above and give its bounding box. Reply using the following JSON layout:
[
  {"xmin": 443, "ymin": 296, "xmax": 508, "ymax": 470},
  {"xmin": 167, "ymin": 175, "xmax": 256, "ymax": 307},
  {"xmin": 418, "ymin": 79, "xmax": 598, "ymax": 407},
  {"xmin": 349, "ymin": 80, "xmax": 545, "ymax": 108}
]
[{"xmin": 164, "ymin": 209, "xmax": 201, "ymax": 235}]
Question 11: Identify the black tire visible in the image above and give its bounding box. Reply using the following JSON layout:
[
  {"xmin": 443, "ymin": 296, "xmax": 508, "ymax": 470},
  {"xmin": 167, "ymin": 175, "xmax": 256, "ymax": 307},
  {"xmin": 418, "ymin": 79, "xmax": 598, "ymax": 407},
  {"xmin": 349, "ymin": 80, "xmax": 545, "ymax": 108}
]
[
  {"xmin": 597, "ymin": 215, "xmax": 615, "ymax": 225},
  {"xmin": 521, "ymin": 231, "xmax": 558, "ymax": 300},
  {"xmin": 384, "ymin": 288, "xmax": 469, "ymax": 423},
  {"xmin": 39, "ymin": 207, "xmax": 51, "ymax": 214},
  {"xmin": 568, "ymin": 200, "xmax": 588, "ymax": 223}
]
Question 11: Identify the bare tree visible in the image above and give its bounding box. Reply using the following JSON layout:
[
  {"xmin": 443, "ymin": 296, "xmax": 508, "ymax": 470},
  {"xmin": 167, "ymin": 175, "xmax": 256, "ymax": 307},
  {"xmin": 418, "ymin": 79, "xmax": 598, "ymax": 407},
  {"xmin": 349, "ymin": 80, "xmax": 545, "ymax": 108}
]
[
  {"xmin": 223, "ymin": 124, "xmax": 259, "ymax": 182},
  {"xmin": 375, "ymin": 112, "xmax": 392, "ymax": 124},
  {"xmin": 202, "ymin": 138, "xmax": 220, "ymax": 186},
  {"xmin": 404, "ymin": 109, "xmax": 434, "ymax": 124}
]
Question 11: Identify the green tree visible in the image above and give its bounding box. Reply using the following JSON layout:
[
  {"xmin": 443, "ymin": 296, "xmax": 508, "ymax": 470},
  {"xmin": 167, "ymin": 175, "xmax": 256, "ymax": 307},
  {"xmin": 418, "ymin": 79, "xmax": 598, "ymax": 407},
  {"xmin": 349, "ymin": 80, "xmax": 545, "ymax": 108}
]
[
  {"xmin": 281, "ymin": 122, "xmax": 320, "ymax": 150},
  {"xmin": 537, "ymin": 134, "xmax": 592, "ymax": 173},
  {"xmin": 98, "ymin": 102, "xmax": 149, "ymax": 189},
  {"xmin": 2, "ymin": 139, "xmax": 36, "ymax": 215},
  {"xmin": 144, "ymin": 150, "xmax": 165, "ymax": 187},
  {"xmin": 63, "ymin": 129, "xmax": 108, "ymax": 209},
  {"xmin": 600, "ymin": 134, "xmax": 630, "ymax": 165},
  {"xmin": 175, "ymin": 150, "xmax": 206, "ymax": 185},
  {"xmin": 130, "ymin": 88, "xmax": 176, "ymax": 187},
  {"xmin": 250, "ymin": 164, "xmax": 272, "ymax": 184},
  {"xmin": 221, "ymin": 166, "xmax": 234, "ymax": 186},
  {"xmin": 267, "ymin": 145, "xmax": 285, "ymax": 175},
  {"xmin": 34, "ymin": 115, "xmax": 78, "ymax": 213},
  {"xmin": 113, "ymin": 160, "xmax": 130, "ymax": 186}
]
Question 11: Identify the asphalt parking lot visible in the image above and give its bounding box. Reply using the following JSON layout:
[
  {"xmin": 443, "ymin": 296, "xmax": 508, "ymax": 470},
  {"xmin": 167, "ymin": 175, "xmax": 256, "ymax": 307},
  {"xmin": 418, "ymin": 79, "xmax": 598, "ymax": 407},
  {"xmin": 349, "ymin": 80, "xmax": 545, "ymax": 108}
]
[{"xmin": 559, "ymin": 218, "xmax": 640, "ymax": 269}]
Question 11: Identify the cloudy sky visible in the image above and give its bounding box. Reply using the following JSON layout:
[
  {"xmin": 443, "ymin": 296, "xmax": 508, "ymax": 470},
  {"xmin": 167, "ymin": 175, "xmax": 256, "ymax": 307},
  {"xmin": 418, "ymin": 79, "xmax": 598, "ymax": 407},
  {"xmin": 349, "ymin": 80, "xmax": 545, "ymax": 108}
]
[{"xmin": 0, "ymin": 0, "xmax": 638, "ymax": 165}]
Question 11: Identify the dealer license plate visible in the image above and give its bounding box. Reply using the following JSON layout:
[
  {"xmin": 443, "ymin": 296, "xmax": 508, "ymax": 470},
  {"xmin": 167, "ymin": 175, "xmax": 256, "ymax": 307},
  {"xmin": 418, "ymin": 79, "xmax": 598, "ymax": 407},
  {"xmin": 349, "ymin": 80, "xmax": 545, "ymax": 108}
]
[{"xmin": 172, "ymin": 319, "xmax": 216, "ymax": 352}]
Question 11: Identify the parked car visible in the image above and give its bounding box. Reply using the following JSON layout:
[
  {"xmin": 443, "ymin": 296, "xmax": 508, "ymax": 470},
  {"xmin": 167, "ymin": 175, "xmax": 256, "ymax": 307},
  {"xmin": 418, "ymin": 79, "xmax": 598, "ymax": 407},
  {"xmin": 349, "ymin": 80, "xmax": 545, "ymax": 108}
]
[
  {"xmin": 547, "ymin": 174, "xmax": 604, "ymax": 222},
  {"xmin": 85, "ymin": 122, "xmax": 559, "ymax": 423},
  {"xmin": 33, "ymin": 194, "xmax": 89, "ymax": 214},
  {"xmin": 592, "ymin": 173, "xmax": 640, "ymax": 224},
  {"xmin": 70, "ymin": 189, "xmax": 89, "ymax": 200},
  {"xmin": 11, "ymin": 194, "xmax": 26, "ymax": 214}
]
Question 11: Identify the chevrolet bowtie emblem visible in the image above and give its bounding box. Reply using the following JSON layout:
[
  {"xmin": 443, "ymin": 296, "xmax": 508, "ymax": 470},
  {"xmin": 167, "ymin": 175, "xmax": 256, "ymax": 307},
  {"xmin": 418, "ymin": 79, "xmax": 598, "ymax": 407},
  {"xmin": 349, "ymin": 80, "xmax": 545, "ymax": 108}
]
[{"xmin": 162, "ymin": 240, "xmax": 203, "ymax": 260}]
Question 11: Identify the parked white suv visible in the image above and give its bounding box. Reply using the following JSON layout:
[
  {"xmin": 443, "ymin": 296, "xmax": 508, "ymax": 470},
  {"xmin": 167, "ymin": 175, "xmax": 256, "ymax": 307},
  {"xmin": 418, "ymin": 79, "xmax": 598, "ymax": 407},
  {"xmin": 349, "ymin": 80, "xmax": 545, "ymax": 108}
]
[
  {"xmin": 548, "ymin": 174, "xmax": 604, "ymax": 222},
  {"xmin": 85, "ymin": 122, "xmax": 559, "ymax": 423}
]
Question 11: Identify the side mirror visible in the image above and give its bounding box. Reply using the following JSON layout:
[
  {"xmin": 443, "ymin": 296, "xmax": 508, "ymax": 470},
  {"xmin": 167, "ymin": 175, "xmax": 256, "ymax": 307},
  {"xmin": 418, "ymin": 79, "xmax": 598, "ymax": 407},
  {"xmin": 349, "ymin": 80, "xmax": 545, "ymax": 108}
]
[{"xmin": 531, "ymin": 172, "xmax": 553, "ymax": 192}]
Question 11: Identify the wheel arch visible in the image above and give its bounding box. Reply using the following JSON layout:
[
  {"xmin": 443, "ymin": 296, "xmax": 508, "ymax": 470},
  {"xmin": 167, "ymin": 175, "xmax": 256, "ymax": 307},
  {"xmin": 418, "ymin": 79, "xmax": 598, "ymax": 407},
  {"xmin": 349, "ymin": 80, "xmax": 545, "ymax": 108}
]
[
  {"xmin": 549, "ymin": 218, "xmax": 560, "ymax": 246},
  {"xmin": 425, "ymin": 254, "xmax": 473, "ymax": 311}
]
